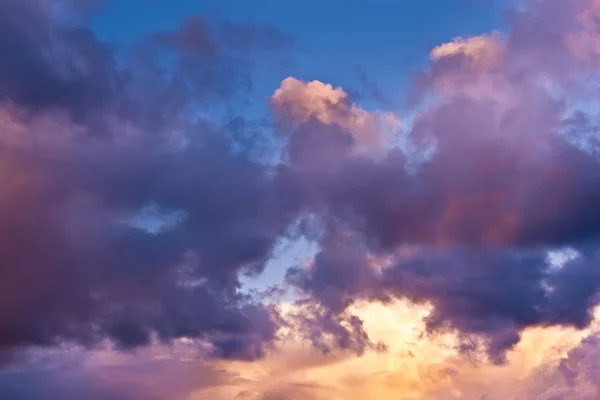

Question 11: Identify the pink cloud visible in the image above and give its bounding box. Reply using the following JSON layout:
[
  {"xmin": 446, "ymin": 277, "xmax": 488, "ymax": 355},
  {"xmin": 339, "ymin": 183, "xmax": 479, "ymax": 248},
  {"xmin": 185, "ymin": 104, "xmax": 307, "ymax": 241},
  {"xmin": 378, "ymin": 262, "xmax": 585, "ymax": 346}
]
[
  {"xmin": 5, "ymin": 0, "xmax": 600, "ymax": 398},
  {"xmin": 271, "ymin": 77, "xmax": 400, "ymax": 158}
]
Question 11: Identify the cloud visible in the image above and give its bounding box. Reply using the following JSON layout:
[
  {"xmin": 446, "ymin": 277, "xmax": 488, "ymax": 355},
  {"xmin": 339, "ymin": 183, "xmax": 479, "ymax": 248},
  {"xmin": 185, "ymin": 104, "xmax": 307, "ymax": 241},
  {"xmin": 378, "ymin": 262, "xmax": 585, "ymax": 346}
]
[
  {"xmin": 5, "ymin": 0, "xmax": 600, "ymax": 398},
  {"xmin": 271, "ymin": 77, "xmax": 400, "ymax": 158},
  {"xmin": 2, "ymin": 301, "xmax": 600, "ymax": 400},
  {"xmin": 272, "ymin": 0, "xmax": 600, "ymax": 361},
  {"xmin": 0, "ymin": 339, "xmax": 232, "ymax": 400},
  {"xmin": 134, "ymin": 302, "xmax": 600, "ymax": 399},
  {"xmin": 189, "ymin": 303, "xmax": 600, "ymax": 400},
  {"xmin": 0, "ymin": 0, "xmax": 124, "ymax": 119},
  {"xmin": 0, "ymin": 0, "xmax": 295, "ymax": 364},
  {"xmin": 429, "ymin": 32, "xmax": 505, "ymax": 68}
]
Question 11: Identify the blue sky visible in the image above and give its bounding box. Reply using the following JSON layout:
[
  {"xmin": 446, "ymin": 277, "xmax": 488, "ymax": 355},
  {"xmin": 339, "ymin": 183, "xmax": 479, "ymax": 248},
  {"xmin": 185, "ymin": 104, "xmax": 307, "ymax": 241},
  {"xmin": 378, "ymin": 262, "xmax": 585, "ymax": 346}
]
[{"xmin": 92, "ymin": 0, "xmax": 503, "ymax": 112}]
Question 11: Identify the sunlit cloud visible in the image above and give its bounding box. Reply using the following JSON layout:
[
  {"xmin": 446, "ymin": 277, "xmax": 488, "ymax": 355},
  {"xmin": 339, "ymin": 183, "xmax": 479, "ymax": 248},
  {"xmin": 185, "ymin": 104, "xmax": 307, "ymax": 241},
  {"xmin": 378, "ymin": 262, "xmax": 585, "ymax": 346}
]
[{"xmin": 3, "ymin": 0, "xmax": 600, "ymax": 399}]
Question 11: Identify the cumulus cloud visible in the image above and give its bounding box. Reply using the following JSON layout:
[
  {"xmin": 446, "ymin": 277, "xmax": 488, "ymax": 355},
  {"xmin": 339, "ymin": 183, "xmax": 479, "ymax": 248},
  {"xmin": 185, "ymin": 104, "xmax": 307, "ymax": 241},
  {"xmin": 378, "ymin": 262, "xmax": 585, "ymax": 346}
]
[
  {"xmin": 271, "ymin": 77, "xmax": 400, "ymax": 158},
  {"xmin": 0, "ymin": 0, "xmax": 295, "ymax": 364},
  {"xmin": 5, "ymin": 0, "xmax": 600, "ymax": 398},
  {"xmin": 272, "ymin": 0, "xmax": 600, "ymax": 362}
]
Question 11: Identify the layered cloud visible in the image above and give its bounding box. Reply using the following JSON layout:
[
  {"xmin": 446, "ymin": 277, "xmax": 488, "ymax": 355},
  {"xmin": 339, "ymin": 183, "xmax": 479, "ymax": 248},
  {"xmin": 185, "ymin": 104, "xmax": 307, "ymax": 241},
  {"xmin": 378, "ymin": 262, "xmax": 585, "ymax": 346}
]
[
  {"xmin": 4, "ymin": 301, "xmax": 600, "ymax": 400},
  {"xmin": 3, "ymin": 0, "xmax": 600, "ymax": 398}
]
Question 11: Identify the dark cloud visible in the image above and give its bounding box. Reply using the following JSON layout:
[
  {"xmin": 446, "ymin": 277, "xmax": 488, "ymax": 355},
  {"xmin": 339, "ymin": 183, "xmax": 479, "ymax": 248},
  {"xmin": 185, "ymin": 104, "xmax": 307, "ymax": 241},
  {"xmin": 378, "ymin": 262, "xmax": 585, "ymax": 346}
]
[
  {"xmin": 281, "ymin": 114, "xmax": 600, "ymax": 360},
  {"xmin": 275, "ymin": 0, "xmax": 600, "ymax": 362},
  {"xmin": 4, "ymin": 0, "xmax": 600, "ymax": 386},
  {"xmin": 0, "ymin": 0, "xmax": 125, "ymax": 119},
  {"xmin": 0, "ymin": 0, "xmax": 295, "ymax": 365}
]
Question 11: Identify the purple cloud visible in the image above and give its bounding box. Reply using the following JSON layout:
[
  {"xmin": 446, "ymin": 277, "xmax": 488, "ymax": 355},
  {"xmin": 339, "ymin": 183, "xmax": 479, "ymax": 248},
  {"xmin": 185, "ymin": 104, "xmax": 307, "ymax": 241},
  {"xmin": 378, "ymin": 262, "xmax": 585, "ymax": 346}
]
[
  {"xmin": 0, "ymin": 0, "xmax": 294, "ymax": 364},
  {"xmin": 4, "ymin": 0, "xmax": 600, "ymax": 391},
  {"xmin": 273, "ymin": 0, "xmax": 600, "ymax": 361}
]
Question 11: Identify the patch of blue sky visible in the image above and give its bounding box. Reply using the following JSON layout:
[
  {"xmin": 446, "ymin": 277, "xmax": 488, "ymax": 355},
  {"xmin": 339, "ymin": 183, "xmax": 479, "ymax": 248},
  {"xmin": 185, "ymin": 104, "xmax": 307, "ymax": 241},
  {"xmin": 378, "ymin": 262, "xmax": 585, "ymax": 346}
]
[
  {"xmin": 120, "ymin": 201, "xmax": 188, "ymax": 235},
  {"xmin": 240, "ymin": 235, "xmax": 320, "ymax": 300}
]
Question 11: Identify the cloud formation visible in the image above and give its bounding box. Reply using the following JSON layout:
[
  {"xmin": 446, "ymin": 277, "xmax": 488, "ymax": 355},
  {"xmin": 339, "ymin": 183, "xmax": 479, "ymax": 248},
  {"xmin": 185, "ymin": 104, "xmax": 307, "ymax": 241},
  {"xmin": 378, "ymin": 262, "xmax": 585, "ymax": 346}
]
[
  {"xmin": 0, "ymin": 0, "xmax": 294, "ymax": 362},
  {"xmin": 4, "ymin": 0, "xmax": 600, "ymax": 398},
  {"xmin": 271, "ymin": 77, "xmax": 400, "ymax": 157},
  {"xmin": 275, "ymin": 0, "xmax": 600, "ymax": 362},
  {"xmin": 4, "ymin": 302, "xmax": 600, "ymax": 400}
]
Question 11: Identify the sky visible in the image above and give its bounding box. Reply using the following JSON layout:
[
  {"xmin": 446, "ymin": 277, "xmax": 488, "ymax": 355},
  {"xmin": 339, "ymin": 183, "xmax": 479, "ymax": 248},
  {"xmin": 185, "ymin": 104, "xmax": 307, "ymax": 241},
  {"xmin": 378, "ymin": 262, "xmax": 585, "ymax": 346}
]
[{"xmin": 4, "ymin": 0, "xmax": 600, "ymax": 399}]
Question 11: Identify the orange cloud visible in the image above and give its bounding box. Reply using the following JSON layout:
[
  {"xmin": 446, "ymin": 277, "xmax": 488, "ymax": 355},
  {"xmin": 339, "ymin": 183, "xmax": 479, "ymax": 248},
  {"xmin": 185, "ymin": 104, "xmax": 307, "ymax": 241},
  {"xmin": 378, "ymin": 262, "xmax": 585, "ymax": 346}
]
[
  {"xmin": 36, "ymin": 301, "xmax": 595, "ymax": 399},
  {"xmin": 181, "ymin": 302, "xmax": 599, "ymax": 400}
]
